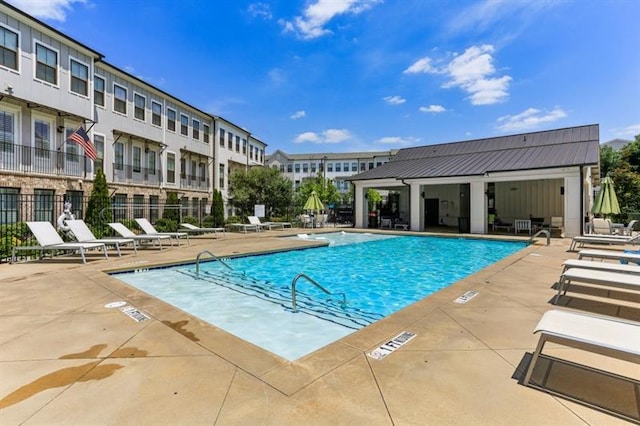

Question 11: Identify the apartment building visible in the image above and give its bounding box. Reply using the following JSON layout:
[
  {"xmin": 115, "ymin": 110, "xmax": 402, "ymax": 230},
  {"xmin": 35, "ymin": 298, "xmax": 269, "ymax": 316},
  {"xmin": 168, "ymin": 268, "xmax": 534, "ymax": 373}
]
[
  {"xmin": 265, "ymin": 150, "xmax": 396, "ymax": 193},
  {"xmin": 0, "ymin": 2, "xmax": 265, "ymax": 224}
]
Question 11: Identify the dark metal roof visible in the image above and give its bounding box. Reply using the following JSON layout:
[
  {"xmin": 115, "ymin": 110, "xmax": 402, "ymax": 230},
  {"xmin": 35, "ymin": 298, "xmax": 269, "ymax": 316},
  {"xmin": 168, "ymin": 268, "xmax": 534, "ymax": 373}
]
[{"xmin": 349, "ymin": 124, "xmax": 600, "ymax": 181}]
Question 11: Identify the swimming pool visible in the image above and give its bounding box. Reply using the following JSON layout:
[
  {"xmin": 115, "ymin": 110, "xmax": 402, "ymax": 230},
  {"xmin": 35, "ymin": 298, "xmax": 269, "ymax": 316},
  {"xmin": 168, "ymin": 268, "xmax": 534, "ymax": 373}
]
[{"xmin": 112, "ymin": 233, "xmax": 527, "ymax": 360}]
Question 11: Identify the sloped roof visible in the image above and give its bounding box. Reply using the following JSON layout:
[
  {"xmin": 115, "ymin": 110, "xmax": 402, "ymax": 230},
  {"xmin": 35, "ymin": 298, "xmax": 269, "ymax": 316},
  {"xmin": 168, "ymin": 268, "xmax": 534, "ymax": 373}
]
[{"xmin": 349, "ymin": 124, "xmax": 600, "ymax": 181}]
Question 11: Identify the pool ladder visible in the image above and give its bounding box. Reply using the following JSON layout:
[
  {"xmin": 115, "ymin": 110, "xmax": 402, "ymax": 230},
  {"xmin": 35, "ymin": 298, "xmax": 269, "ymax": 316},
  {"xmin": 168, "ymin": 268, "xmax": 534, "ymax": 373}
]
[
  {"xmin": 195, "ymin": 250, "xmax": 234, "ymax": 278},
  {"xmin": 291, "ymin": 273, "xmax": 346, "ymax": 313},
  {"xmin": 530, "ymin": 229, "xmax": 550, "ymax": 246}
]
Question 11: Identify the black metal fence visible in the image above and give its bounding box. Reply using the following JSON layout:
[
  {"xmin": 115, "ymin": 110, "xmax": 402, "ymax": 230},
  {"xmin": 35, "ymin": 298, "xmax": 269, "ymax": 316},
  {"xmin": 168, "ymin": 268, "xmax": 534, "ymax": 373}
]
[{"xmin": 0, "ymin": 193, "xmax": 210, "ymax": 263}]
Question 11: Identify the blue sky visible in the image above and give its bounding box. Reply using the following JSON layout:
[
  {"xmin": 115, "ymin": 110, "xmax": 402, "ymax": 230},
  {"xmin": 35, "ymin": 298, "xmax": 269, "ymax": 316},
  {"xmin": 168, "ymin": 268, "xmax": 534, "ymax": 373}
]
[{"xmin": 8, "ymin": 0, "xmax": 640, "ymax": 154}]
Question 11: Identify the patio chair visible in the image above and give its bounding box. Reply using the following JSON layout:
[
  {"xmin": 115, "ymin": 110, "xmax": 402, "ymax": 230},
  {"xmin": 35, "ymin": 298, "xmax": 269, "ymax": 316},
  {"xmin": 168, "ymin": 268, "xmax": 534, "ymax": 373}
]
[
  {"xmin": 248, "ymin": 216, "xmax": 292, "ymax": 230},
  {"xmin": 577, "ymin": 249, "xmax": 640, "ymax": 264},
  {"xmin": 108, "ymin": 222, "xmax": 173, "ymax": 249},
  {"xmin": 179, "ymin": 223, "xmax": 226, "ymax": 238},
  {"xmin": 561, "ymin": 259, "xmax": 640, "ymax": 275},
  {"xmin": 66, "ymin": 219, "xmax": 137, "ymax": 256},
  {"xmin": 514, "ymin": 219, "xmax": 532, "ymax": 235},
  {"xmin": 11, "ymin": 221, "xmax": 108, "ymax": 264},
  {"xmin": 623, "ymin": 220, "xmax": 638, "ymax": 236},
  {"xmin": 226, "ymin": 222, "xmax": 261, "ymax": 233},
  {"xmin": 300, "ymin": 214, "xmax": 313, "ymax": 229},
  {"xmin": 524, "ymin": 310, "xmax": 640, "ymax": 401},
  {"xmin": 568, "ymin": 233, "xmax": 640, "ymax": 251},
  {"xmin": 135, "ymin": 218, "xmax": 190, "ymax": 245},
  {"xmin": 553, "ymin": 267, "xmax": 640, "ymax": 304},
  {"xmin": 592, "ymin": 218, "xmax": 612, "ymax": 235}
]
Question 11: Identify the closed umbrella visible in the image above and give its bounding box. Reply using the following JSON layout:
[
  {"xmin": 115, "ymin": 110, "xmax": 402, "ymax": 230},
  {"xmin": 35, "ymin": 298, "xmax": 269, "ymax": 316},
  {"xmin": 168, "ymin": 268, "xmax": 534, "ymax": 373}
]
[
  {"xmin": 303, "ymin": 190, "xmax": 324, "ymax": 212},
  {"xmin": 591, "ymin": 176, "xmax": 620, "ymax": 217}
]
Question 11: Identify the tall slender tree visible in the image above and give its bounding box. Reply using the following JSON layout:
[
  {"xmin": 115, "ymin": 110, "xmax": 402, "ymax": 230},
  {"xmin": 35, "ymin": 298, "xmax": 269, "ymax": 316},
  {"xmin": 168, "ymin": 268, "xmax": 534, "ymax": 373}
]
[{"xmin": 85, "ymin": 168, "xmax": 112, "ymax": 237}]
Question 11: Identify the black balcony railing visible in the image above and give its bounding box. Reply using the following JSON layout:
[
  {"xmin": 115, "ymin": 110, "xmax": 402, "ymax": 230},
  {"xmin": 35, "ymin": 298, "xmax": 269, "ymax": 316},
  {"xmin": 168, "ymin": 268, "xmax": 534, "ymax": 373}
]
[
  {"xmin": 112, "ymin": 163, "xmax": 162, "ymax": 185},
  {"xmin": 0, "ymin": 144, "xmax": 91, "ymax": 177}
]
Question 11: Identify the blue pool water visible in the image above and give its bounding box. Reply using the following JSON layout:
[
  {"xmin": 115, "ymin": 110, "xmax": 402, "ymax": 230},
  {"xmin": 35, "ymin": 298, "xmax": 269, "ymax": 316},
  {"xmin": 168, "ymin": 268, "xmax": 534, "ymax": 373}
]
[{"xmin": 112, "ymin": 233, "xmax": 526, "ymax": 360}]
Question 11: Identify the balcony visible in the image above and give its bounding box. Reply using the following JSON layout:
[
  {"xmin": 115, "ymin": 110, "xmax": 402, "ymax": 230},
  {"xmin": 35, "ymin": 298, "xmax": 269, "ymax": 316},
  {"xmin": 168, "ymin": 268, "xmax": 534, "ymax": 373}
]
[
  {"xmin": 0, "ymin": 143, "xmax": 90, "ymax": 177},
  {"xmin": 112, "ymin": 163, "xmax": 162, "ymax": 186},
  {"xmin": 180, "ymin": 174, "xmax": 209, "ymax": 191}
]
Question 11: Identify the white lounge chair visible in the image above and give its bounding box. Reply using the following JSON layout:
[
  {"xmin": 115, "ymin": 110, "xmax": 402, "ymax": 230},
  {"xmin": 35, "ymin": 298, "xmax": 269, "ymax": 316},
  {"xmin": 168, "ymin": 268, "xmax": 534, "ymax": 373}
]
[
  {"xmin": 578, "ymin": 249, "xmax": 640, "ymax": 264},
  {"xmin": 11, "ymin": 221, "xmax": 108, "ymax": 264},
  {"xmin": 248, "ymin": 216, "xmax": 292, "ymax": 230},
  {"xmin": 179, "ymin": 223, "xmax": 225, "ymax": 238},
  {"xmin": 226, "ymin": 223, "xmax": 260, "ymax": 233},
  {"xmin": 569, "ymin": 233, "xmax": 640, "ymax": 251},
  {"xmin": 562, "ymin": 259, "xmax": 640, "ymax": 275},
  {"xmin": 591, "ymin": 218, "xmax": 612, "ymax": 235},
  {"xmin": 108, "ymin": 222, "xmax": 173, "ymax": 249},
  {"xmin": 135, "ymin": 218, "xmax": 189, "ymax": 245},
  {"xmin": 66, "ymin": 219, "xmax": 137, "ymax": 256},
  {"xmin": 554, "ymin": 267, "xmax": 640, "ymax": 304},
  {"xmin": 524, "ymin": 309, "xmax": 640, "ymax": 392},
  {"xmin": 622, "ymin": 220, "xmax": 638, "ymax": 236},
  {"xmin": 514, "ymin": 219, "xmax": 532, "ymax": 235}
]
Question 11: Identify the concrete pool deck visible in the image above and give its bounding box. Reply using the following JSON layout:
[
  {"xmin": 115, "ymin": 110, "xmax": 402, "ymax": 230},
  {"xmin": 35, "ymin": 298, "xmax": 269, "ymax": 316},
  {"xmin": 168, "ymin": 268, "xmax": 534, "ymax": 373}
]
[{"xmin": 1, "ymin": 229, "xmax": 638, "ymax": 425}]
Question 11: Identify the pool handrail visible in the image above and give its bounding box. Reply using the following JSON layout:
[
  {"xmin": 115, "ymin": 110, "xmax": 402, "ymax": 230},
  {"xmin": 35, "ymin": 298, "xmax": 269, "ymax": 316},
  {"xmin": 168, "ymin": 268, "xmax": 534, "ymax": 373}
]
[
  {"xmin": 291, "ymin": 273, "xmax": 346, "ymax": 312},
  {"xmin": 196, "ymin": 250, "xmax": 234, "ymax": 278},
  {"xmin": 530, "ymin": 229, "xmax": 550, "ymax": 246}
]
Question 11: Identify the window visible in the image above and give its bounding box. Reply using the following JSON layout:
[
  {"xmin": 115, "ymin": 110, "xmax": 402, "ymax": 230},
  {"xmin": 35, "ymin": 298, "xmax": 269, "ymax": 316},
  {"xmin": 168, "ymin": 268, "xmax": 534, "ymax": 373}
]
[
  {"xmin": 311, "ymin": 163, "xmax": 316, "ymax": 173},
  {"xmin": 180, "ymin": 114, "xmax": 188, "ymax": 136},
  {"xmin": 219, "ymin": 129, "xmax": 225, "ymax": 147},
  {"xmin": 190, "ymin": 160, "xmax": 196, "ymax": 180},
  {"xmin": 327, "ymin": 163, "xmax": 333, "ymax": 172},
  {"xmin": 149, "ymin": 195, "xmax": 159, "ymax": 222},
  {"xmin": 0, "ymin": 109, "xmax": 16, "ymax": 153},
  {"xmin": 94, "ymin": 76, "xmax": 105, "ymax": 106},
  {"xmin": 203, "ymin": 124, "xmax": 210, "ymax": 143},
  {"xmin": 335, "ymin": 163, "xmax": 341, "ymax": 172},
  {"xmin": 133, "ymin": 194, "xmax": 144, "ymax": 218},
  {"xmin": 302, "ymin": 163, "xmax": 308, "ymax": 173},
  {"xmin": 165, "ymin": 108, "xmax": 176, "ymax": 132},
  {"xmin": 113, "ymin": 84, "xmax": 127, "ymax": 114},
  {"xmin": 34, "ymin": 119, "xmax": 51, "ymax": 157},
  {"xmin": 35, "ymin": 43, "xmax": 57, "ymax": 85},
  {"xmin": 199, "ymin": 162, "xmax": 206, "ymax": 182},
  {"xmin": 65, "ymin": 128, "xmax": 79, "ymax": 162},
  {"xmin": 192, "ymin": 119, "xmax": 200, "ymax": 140},
  {"xmin": 0, "ymin": 25, "xmax": 19, "ymax": 71},
  {"xmin": 235, "ymin": 135, "xmax": 240, "ymax": 152},
  {"xmin": 242, "ymin": 138, "xmax": 247, "ymax": 154},
  {"xmin": 94, "ymin": 134, "xmax": 104, "ymax": 172},
  {"xmin": 343, "ymin": 163, "xmax": 349, "ymax": 172},
  {"xmin": 368, "ymin": 162, "xmax": 374, "ymax": 170},
  {"xmin": 134, "ymin": 93, "xmax": 145, "ymax": 121},
  {"xmin": 294, "ymin": 164, "xmax": 300, "ymax": 173},
  {"xmin": 287, "ymin": 164, "xmax": 292, "ymax": 173},
  {"xmin": 167, "ymin": 153, "xmax": 175, "ymax": 183},
  {"xmin": 279, "ymin": 165, "xmax": 284, "ymax": 172},
  {"xmin": 376, "ymin": 161, "xmax": 382, "ymax": 167},
  {"xmin": 0, "ymin": 187, "xmax": 20, "ymax": 225},
  {"xmin": 151, "ymin": 101, "xmax": 162, "ymax": 126},
  {"xmin": 180, "ymin": 158, "xmax": 186, "ymax": 179},
  {"xmin": 147, "ymin": 150, "xmax": 156, "ymax": 175},
  {"xmin": 351, "ymin": 162, "xmax": 357, "ymax": 172},
  {"xmin": 249, "ymin": 145, "xmax": 254, "ymax": 160},
  {"xmin": 113, "ymin": 194, "xmax": 127, "ymax": 221},
  {"xmin": 218, "ymin": 164, "xmax": 225, "ymax": 188},
  {"xmin": 360, "ymin": 163, "xmax": 366, "ymax": 171},
  {"xmin": 114, "ymin": 142, "xmax": 124, "ymax": 170},
  {"xmin": 227, "ymin": 132, "xmax": 233, "ymax": 149},
  {"xmin": 34, "ymin": 189, "xmax": 54, "ymax": 222},
  {"xmin": 70, "ymin": 58, "xmax": 88, "ymax": 96},
  {"xmin": 133, "ymin": 146, "xmax": 141, "ymax": 172}
]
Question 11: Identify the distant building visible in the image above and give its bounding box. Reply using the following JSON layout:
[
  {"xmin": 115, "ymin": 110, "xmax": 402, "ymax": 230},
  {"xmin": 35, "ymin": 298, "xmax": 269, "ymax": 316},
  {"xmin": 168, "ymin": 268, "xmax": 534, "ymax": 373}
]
[
  {"xmin": 265, "ymin": 150, "xmax": 397, "ymax": 193},
  {"xmin": 601, "ymin": 138, "xmax": 632, "ymax": 151}
]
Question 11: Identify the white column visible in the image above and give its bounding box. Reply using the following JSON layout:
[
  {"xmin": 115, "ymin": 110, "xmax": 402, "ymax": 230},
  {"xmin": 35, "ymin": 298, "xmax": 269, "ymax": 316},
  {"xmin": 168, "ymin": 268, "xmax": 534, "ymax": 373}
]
[
  {"xmin": 354, "ymin": 184, "xmax": 366, "ymax": 228},
  {"xmin": 410, "ymin": 183, "xmax": 421, "ymax": 231},
  {"xmin": 470, "ymin": 181, "xmax": 486, "ymax": 234},
  {"xmin": 564, "ymin": 174, "xmax": 581, "ymax": 237}
]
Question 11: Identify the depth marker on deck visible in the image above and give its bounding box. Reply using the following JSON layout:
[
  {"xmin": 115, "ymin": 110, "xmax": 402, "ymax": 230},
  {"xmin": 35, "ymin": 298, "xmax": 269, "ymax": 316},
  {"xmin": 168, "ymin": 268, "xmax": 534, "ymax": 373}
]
[
  {"xmin": 120, "ymin": 305, "xmax": 150, "ymax": 322},
  {"xmin": 368, "ymin": 331, "xmax": 416, "ymax": 360},
  {"xmin": 454, "ymin": 290, "xmax": 479, "ymax": 304}
]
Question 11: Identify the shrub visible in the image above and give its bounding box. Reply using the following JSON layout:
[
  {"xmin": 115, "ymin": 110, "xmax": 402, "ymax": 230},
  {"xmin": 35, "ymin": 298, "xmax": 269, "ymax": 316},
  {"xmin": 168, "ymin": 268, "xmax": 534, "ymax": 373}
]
[
  {"xmin": 153, "ymin": 218, "xmax": 178, "ymax": 232},
  {"xmin": 182, "ymin": 216, "xmax": 199, "ymax": 226}
]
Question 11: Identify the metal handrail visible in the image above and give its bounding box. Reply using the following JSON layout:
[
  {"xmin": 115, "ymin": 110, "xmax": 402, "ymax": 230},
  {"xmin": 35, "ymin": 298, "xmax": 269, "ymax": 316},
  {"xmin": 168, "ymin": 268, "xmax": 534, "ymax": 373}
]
[
  {"xmin": 196, "ymin": 250, "xmax": 233, "ymax": 278},
  {"xmin": 291, "ymin": 273, "xmax": 346, "ymax": 312},
  {"xmin": 531, "ymin": 229, "xmax": 550, "ymax": 246}
]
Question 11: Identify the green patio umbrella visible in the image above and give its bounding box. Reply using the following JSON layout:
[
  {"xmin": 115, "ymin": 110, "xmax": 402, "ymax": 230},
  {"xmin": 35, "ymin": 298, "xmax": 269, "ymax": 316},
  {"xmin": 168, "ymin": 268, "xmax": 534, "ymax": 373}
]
[
  {"xmin": 591, "ymin": 176, "xmax": 620, "ymax": 217},
  {"xmin": 303, "ymin": 190, "xmax": 324, "ymax": 212}
]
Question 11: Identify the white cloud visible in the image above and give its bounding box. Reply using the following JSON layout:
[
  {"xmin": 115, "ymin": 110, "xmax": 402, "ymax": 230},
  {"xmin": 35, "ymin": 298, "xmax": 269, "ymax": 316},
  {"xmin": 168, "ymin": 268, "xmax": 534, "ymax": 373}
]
[
  {"xmin": 281, "ymin": 0, "xmax": 382, "ymax": 40},
  {"xmin": 610, "ymin": 124, "xmax": 640, "ymax": 138},
  {"xmin": 6, "ymin": 0, "xmax": 85, "ymax": 21},
  {"xmin": 267, "ymin": 68, "xmax": 286, "ymax": 85},
  {"xmin": 248, "ymin": 2, "xmax": 273, "ymax": 20},
  {"xmin": 419, "ymin": 105, "xmax": 446, "ymax": 113},
  {"xmin": 496, "ymin": 107, "xmax": 567, "ymax": 132},
  {"xmin": 375, "ymin": 136, "xmax": 421, "ymax": 146},
  {"xmin": 383, "ymin": 95, "xmax": 406, "ymax": 105},
  {"xmin": 290, "ymin": 110, "xmax": 306, "ymax": 120},
  {"xmin": 294, "ymin": 129, "xmax": 353, "ymax": 144},
  {"xmin": 405, "ymin": 45, "xmax": 511, "ymax": 106},
  {"xmin": 403, "ymin": 57, "xmax": 434, "ymax": 74}
]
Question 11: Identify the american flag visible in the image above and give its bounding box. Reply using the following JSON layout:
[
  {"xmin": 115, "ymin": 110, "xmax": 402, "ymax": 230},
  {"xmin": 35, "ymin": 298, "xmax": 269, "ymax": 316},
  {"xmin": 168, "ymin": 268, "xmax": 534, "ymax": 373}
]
[{"xmin": 67, "ymin": 126, "xmax": 97, "ymax": 160}]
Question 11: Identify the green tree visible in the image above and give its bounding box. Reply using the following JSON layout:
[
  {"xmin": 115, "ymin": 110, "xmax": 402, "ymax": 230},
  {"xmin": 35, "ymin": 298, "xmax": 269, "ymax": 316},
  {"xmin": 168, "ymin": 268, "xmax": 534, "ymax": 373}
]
[
  {"xmin": 599, "ymin": 144, "xmax": 621, "ymax": 178},
  {"xmin": 163, "ymin": 192, "xmax": 180, "ymax": 222},
  {"xmin": 611, "ymin": 135, "xmax": 640, "ymax": 220},
  {"xmin": 229, "ymin": 167, "xmax": 293, "ymax": 219},
  {"xmin": 85, "ymin": 168, "xmax": 111, "ymax": 237},
  {"xmin": 210, "ymin": 189, "xmax": 225, "ymax": 227}
]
